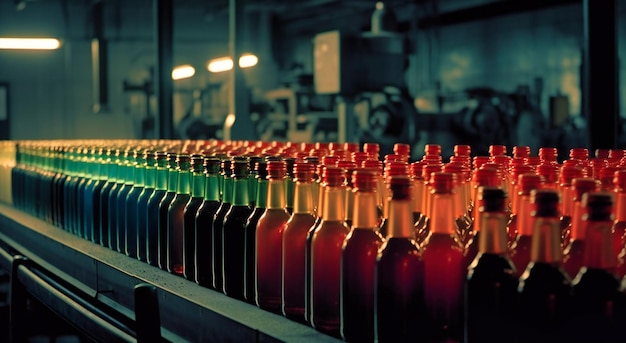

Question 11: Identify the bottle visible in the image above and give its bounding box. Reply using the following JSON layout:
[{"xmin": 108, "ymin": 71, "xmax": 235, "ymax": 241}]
[
  {"xmin": 338, "ymin": 161, "xmax": 357, "ymax": 227},
  {"xmin": 63, "ymin": 147, "xmax": 79, "ymax": 234},
  {"xmin": 612, "ymin": 170, "xmax": 626, "ymax": 268},
  {"xmin": 466, "ymin": 187, "xmax": 518, "ymax": 343},
  {"xmin": 194, "ymin": 157, "xmax": 221, "ymax": 287},
  {"xmin": 340, "ymin": 169, "xmax": 383, "ymax": 342},
  {"xmin": 244, "ymin": 159, "xmax": 268, "ymax": 303},
  {"xmin": 421, "ymin": 172, "xmax": 464, "ymax": 342},
  {"xmin": 518, "ymin": 189, "xmax": 572, "ymax": 342},
  {"xmin": 99, "ymin": 148, "xmax": 118, "ymax": 248},
  {"xmin": 256, "ymin": 160, "xmax": 291, "ymax": 313},
  {"xmin": 158, "ymin": 152, "xmax": 179, "ymax": 269},
  {"xmin": 570, "ymin": 192, "xmax": 621, "ymax": 342},
  {"xmin": 285, "ymin": 157, "xmax": 296, "ymax": 214},
  {"xmin": 559, "ymin": 165, "xmax": 584, "ymax": 245},
  {"xmin": 167, "ymin": 154, "xmax": 191, "ymax": 276},
  {"xmin": 73, "ymin": 147, "xmax": 89, "ymax": 237},
  {"xmin": 212, "ymin": 159, "xmax": 233, "ymax": 292},
  {"xmin": 563, "ymin": 177, "xmax": 600, "ymax": 277},
  {"xmin": 136, "ymin": 151, "xmax": 157, "ymax": 262},
  {"xmin": 510, "ymin": 174, "xmax": 544, "ymax": 277},
  {"xmin": 146, "ymin": 152, "xmax": 169, "ymax": 267},
  {"xmin": 107, "ymin": 148, "xmax": 126, "ymax": 250},
  {"xmin": 375, "ymin": 175, "xmax": 425, "ymax": 343},
  {"xmin": 282, "ymin": 162, "xmax": 317, "ymax": 320},
  {"xmin": 81, "ymin": 147, "xmax": 98, "ymax": 241},
  {"xmin": 125, "ymin": 149, "xmax": 145, "ymax": 258},
  {"xmin": 222, "ymin": 157, "xmax": 253, "ymax": 299},
  {"xmin": 311, "ymin": 166, "xmax": 350, "ymax": 336},
  {"xmin": 116, "ymin": 148, "xmax": 135, "ymax": 252},
  {"xmin": 182, "ymin": 155, "xmax": 205, "ymax": 281}
]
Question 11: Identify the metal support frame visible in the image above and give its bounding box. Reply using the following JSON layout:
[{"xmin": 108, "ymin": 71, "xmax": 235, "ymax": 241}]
[
  {"xmin": 134, "ymin": 283, "xmax": 162, "ymax": 343},
  {"xmin": 91, "ymin": 0, "xmax": 108, "ymax": 113},
  {"xmin": 583, "ymin": 0, "xmax": 619, "ymax": 150},
  {"xmin": 154, "ymin": 0, "xmax": 174, "ymax": 139}
]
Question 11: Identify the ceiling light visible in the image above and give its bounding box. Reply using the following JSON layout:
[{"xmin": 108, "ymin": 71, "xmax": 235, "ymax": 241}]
[
  {"xmin": 0, "ymin": 38, "xmax": 61, "ymax": 50},
  {"xmin": 172, "ymin": 64, "xmax": 195, "ymax": 80},
  {"xmin": 239, "ymin": 54, "xmax": 258, "ymax": 68},
  {"xmin": 207, "ymin": 54, "xmax": 258, "ymax": 73}
]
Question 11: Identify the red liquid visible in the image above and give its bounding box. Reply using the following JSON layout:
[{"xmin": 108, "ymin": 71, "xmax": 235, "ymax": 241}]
[
  {"xmin": 256, "ymin": 208, "xmax": 290, "ymax": 312},
  {"xmin": 376, "ymin": 238, "xmax": 425, "ymax": 343},
  {"xmin": 510, "ymin": 235, "xmax": 532, "ymax": 277},
  {"xmin": 612, "ymin": 221, "xmax": 626, "ymax": 262},
  {"xmin": 282, "ymin": 213, "xmax": 316, "ymax": 320},
  {"xmin": 563, "ymin": 240, "xmax": 585, "ymax": 277},
  {"xmin": 340, "ymin": 228, "xmax": 382, "ymax": 342},
  {"xmin": 422, "ymin": 233, "xmax": 464, "ymax": 342},
  {"xmin": 311, "ymin": 220, "xmax": 350, "ymax": 336},
  {"xmin": 244, "ymin": 206, "xmax": 265, "ymax": 304}
]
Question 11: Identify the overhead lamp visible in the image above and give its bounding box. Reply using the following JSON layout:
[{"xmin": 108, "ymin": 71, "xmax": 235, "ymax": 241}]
[
  {"xmin": 206, "ymin": 53, "xmax": 258, "ymax": 73},
  {"xmin": 0, "ymin": 38, "xmax": 61, "ymax": 50},
  {"xmin": 172, "ymin": 64, "xmax": 195, "ymax": 80}
]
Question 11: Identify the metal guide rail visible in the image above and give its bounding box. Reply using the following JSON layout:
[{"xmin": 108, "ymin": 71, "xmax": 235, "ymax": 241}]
[{"xmin": 0, "ymin": 203, "xmax": 339, "ymax": 343}]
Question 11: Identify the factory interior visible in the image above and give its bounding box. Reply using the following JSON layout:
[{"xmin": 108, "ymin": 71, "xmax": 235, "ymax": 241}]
[{"xmin": 0, "ymin": 0, "xmax": 625, "ymax": 342}]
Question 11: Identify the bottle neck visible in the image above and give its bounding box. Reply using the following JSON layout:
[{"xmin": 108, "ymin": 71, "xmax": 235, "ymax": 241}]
[
  {"xmin": 345, "ymin": 186, "xmax": 354, "ymax": 222},
  {"xmin": 387, "ymin": 199, "xmax": 414, "ymax": 238},
  {"xmin": 134, "ymin": 164, "xmax": 145, "ymax": 187},
  {"xmin": 285, "ymin": 176, "xmax": 294, "ymax": 209},
  {"xmin": 204, "ymin": 174, "xmax": 220, "ymax": 201},
  {"xmin": 615, "ymin": 192, "xmax": 626, "ymax": 222},
  {"xmin": 125, "ymin": 163, "xmax": 135, "ymax": 185},
  {"xmin": 479, "ymin": 212, "xmax": 509, "ymax": 254},
  {"xmin": 155, "ymin": 167, "xmax": 168, "ymax": 191},
  {"xmin": 322, "ymin": 186, "xmax": 346, "ymax": 221},
  {"xmin": 570, "ymin": 201, "xmax": 586, "ymax": 240},
  {"xmin": 231, "ymin": 177, "xmax": 250, "ymax": 206},
  {"xmin": 517, "ymin": 194, "xmax": 534, "ymax": 236},
  {"xmin": 144, "ymin": 166, "xmax": 156, "ymax": 188},
  {"xmin": 412, "ymin": 179, "xmax": 425, "ymax": 214},
  {"xmin": 222, "ymin": 177, "xmax": 234, "ymax": 203},
  {"xmin": 255, "ymin": 179, "xmax": 269, "ymax": 208},
  {"xmin": 429, "ymin": 192, "xmax": 457, "ymax": 235},
  {"xmin": 453, "ymin": 182, "xmax": 467, "ymax": 217},
  {"xmin": 167, "ymin": 168, "xmax": 178, "ymax": 192},
  {"xmin": 99, "ymin": 160, "xmax": 110, "ymax": 181},
  {"xmin": 177, "ymin": 169, "xmax": 191, "ymax": 194},
  {"xmin": 293, "ymin": 180, "xmax": 315, "ymax": 214},
  {"xmin": 584, "ymin": 220, "xmax": 616, "ymax": 269},
  {"xmin": 530, "ymin": 216, "xmax": 563, "ymax": 263},
  {"xmin": 267, "ymin": 178, "xmax": 286, "ymax": 209},
  {"xmin": 561, "ymin": 185, "xmax": 575, "ymax": 217},
  {"xmin": 116, "ymin": 162, "xmax": 126, "ymax": 183},
  {"xmin": 352, "ymin": 190, "xmax": 379, "ymax": 229},
  {"xmin": 191, "ymin": 172, "xmax": 205, "ymax": 198}
]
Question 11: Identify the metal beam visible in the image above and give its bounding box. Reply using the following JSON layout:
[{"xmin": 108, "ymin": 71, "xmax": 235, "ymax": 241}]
[
  {"xmin": 154, "ymin": 0, "xmax": 174, "ymax": 139},
  {"xmin": 583, "ymin": 0, "xmax": 619, "ymax": 150},
  {"xmin": 91, "ymin": 0, "xmax": 108, "ymax": 113}
]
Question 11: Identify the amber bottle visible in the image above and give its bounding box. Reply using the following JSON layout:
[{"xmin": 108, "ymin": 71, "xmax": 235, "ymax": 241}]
[
  {"xmin": 510, "ymin": 174, "xmax": 543, "ymax": 277},
  {"xmin": 167, "ymin": 154, "xmax": 191, "ymax": 276}
]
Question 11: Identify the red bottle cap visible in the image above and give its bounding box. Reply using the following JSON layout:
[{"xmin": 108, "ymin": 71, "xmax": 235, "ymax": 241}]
[
  {"xmin": 570, "ymin": 148, "xmax": 589, "ymax": 161},
  {"xmin": 489, "ymin": 145, "xmax": 507, "ymax": 157},
  {"xmin": 384, "ymin": 154, "xmax": 405, "ymax": 163},
  {"xmin": 538, "ymin": 147, "xmax": 558, "ymax": 162},
  {"xmin": 338, "ymin": 160, "xmax": 358, "ymax": 186},
  {"xmin": 363, "ymin": 143, "xmax": 380, "ymax": 157},
  {"xmin": 472, "ymin": 156, "xmax": 491, "ymax": 170},
  {"xmin": 454, "ymin": 144, "xmax": 471, "ymax": 157},
  {"xmin": 421, "ymin": 163, "xmax": 443, "ymax": 182},
  {"xmin": 510, "ymin": 157, "xmax": 527, "ymax": 167},
  {"xmin": 572, "ymin": 177, "xmax": 600, "ymax": 201},
  {"xmin": 393, "ymin": 143, "xmax": 411, "ymax": 157},
  {"xmin": 559, "ymin": 165, "xmax": 583, "ymax": 186},
  {"xmin": 422, "ymin": 154, "xmax": 443, "ymax": 165},
  {"xmin": 595, "ymin": 149, "xmax": 611, "ymax": 159},
  {"xmin": 315, "ymin": 142, "xmax": 330, "ymax": 151},
  {"xmin": 430, "ymin": 172, "xmax": 455, "ymax": 193},
  {"xmin": 424, "ymin": 144, "xmax": 441, "ymax": 156},
  {"xmin": 352, "ymin": 169, "xmax": 377, "ymax": 192},
  {"xmin": 473, "ymin": 168, "xmax": 501, "ymax": 187},
  {"xmin": 518, "ymin": 174, "xmax": 544, "ymax": 195},
  {"xmin": 362, "ymin": 159, "xmax": 383, "ymax": 171},
  {"xmin": 614, "ymin": 170, "xmax": 626, "ymax": 192},
  {"xmin": 590, "ymin": 158, "xmax": 609, "ymax": 179},
  {"xmin": 352, "ymin": 152, "xmax": 369, "ymax": 165},
  {"xmin": 449, "ymin": 155, "xmax": 471, "ymax": 167},
  {"xmin": 599, "ymin": 166, "xmax": 619, "ymax": 189},
  {"xmin": 411, "ymin": 161, "xmax": 424, "ymax": 179},
  {"xmin": 513, "ymin": 146, "xmax": 531, "ymax": 158},
  {"xmin": 388, "ymin": 175, "xmax": 412, "ymax": 200},
  {"xmin": 385, "ymin": 161, "xmax": 410, "ymax": 177},
  {"xmin": 300, "ymin": 142, "xmax": 315, "ymax": 153},
  {"xmin": 328, "ymin": 142, "xmax": 342, "ymax": 151},
  {"xmin": 266, "ymin": 160, "xmax": 286, "ymax": 178},
  {"xmin": 537, "ymin": 164, "xmax": 559, "ymax": 184},
  {"xmin": 510, "ymin": 164, "xmax": 534, "ymax": 182},
  {"xmin": 525, "ymin": 156, "xmax": 542, "ymax": 167},
  {"xmin": 322, "ymin": 155, "xmax": 340, "ymax": 166},
  {"xmin": 609, "ymin": 149, "xmax": 625, "ymax": 161},
  {"xmin": 344, "ymin": 142, "xmax": 360, "ymax": 153},
  {"xmin": 322, "ymin": 166, "xmax": 345, "ymax": 187},
  {"xmin": 293, "ymin": 162, "xmax": 315, "ymax": 181}
]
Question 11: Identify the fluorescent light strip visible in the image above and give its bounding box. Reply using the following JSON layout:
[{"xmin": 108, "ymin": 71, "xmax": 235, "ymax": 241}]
[
  {"xmin": 172, "ymin": 64, "xmax": 196, "ymax": 80},
  {"xmin": 207, "ymin": 54, "xmax": 258, "ymax": 73},
  {"xmin": 0, "ymin": 38, "xmax": 61, "ymax": 50}
]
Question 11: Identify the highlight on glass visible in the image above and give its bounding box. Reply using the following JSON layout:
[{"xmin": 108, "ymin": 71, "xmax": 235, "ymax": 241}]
[{"xmin": 0, "ymin": 38, "xmax": 61, "ymax": 50}]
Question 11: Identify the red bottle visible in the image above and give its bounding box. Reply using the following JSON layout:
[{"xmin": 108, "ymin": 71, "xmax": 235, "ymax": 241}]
[
  {"xmin": 559, "ymin": 165, "xmax": 584, "ymax": 245},
  {"xmin": 375, "ymin": 175, "xmax": 425, "ymax": 343},
  {"xmin": 421, "ymin": 172, "xmax": 464, "ymax": 342},
  {"xmin": 612, "ymin": 170, "xmax": 626, "ymax": 274},
  {"xmin": 311, "ymin": 166, "xmax": 350, "ymax": 336},
  {"xmin": 563, "ymin": 177, "xmax": 600, "ymax": 277},
  {"xmin": 340, "ymin": 170, "xmax": 383, "ymax": 342},
  {"xmin": 510, "ymin": 174, "xmax": 543, "ymax": 277},
  {"xmin": 282, "ymin": 162, "xmax": 317, "ymax": 321},
  {"xmin": 256, "ymin": 160, "xmax": 291, "ymax": 313}
]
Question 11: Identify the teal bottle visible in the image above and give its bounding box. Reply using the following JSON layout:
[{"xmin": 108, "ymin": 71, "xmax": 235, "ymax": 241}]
[
  {"xmin": 62, "ymin": 147, "xmax": 78, "ymax": 234},
  {"xmin": 107, "ymin": 148, "xmax": 125, "ymax": 250},
  {"xmin": 75, "ymin": 147, "xmax": 91, "ymax": 238},
  {"xmin": 182, "ymin": 155, "xmax": 205, "ymax": 281},
  {"xmin": 167, "ymin": 154, "xmax": 191, "ymax": 276},
  {"xmin": 244, "ymin": 159, "xmax": 268, "ymax": 303},
  {"xmin": 125, "ymin": 149, "xmax": 146, "ymax": 258},
  {"xmin": 99, "ymin": 148, "xmax": 118, "ymax": 248},
  {"xmin": 90, "ymin": 148, "xmax": 107, "ymax": 245},
  {"xmin": 213, "ymin": 159, "xmax": 233, "ymax": 292},
  {"xmin": 194, "ymin": 157, "xmax": 221, "ymax": 287},
  {"xmin": 158, "ymin": 152, "xmax": 179, "ymax": 270},
  {"xmin": 146, "ymin": 152, "xmax": 169, "ymax": 266},
  {"xmin": 137, "ymin": 151, "xmax": 157, "ymax": 262},
  {"xmin": 116, "ymin": 149, "xmax": 135, "ymax": 253},
  {"xmin": 83, "ymin": 147, "xmax": 101, "ymax": 242},
  {"xmin": 222, "ymin": 157, "xmax": 253, "ymax": 299}
]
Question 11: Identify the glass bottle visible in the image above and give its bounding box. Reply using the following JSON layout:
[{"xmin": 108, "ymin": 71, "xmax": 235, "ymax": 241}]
[
  {"xmin": 570, "ymin": 192, "xmax": 621, "ymax": 342},
  {"xmin": 375, "ymin": 175, "xmax": 425, "ymax": 343},
  {"xmin": 167, "ymin": 154, "xmax": 191, "ymax": 276},
  {"xmin": 50, "ymin": 146, "xmax": 65, "ymax": 227},
  {"xmin": 108, "ymin": 148, "xmax": 127, "ymax": 251},
  {"xmin": 125, "ymin": 149, "xmax": 145, "ymax": 258},
  {"xmin": 194, "ymin": 157, "xmax": 221, "ymax": 287},
  {"xmin": 510, "ymin": 174, "xmax": 543, "ymax": 277},
  {"xmin": 99, "ymin": 148, "xmax": 119, "ymax": 248},
  {"xmin": 340, "ymin": 169, "xmax": 383, "ymax": 342},
  {"xmin": 518, "ymin": 189, "xmax": 572, "ymax": 342},
  {"xmin": 311, "ymin": 166, "xmax": 350, "ymax": 336},
  {"xmin": 421, "ymin": 172, "xmax": 464, "ymax": 342},
  {"xmin": 559, "ymin": 165, "xmax": 584, "ymax": 245},
  {"xmin": 146, "ymin": 152, "xmax": 169, "ymax": 267},
  {"xmin": 612, "ymin": 170, "xmax": 626, "ymax": 268},
  {"xmin": 63, "ymin": 146, "xmax": 79, "ymax": 234},
  {"xmin": 244, "ymin": 159, "xmax": 268, "ymax": 303},
  {"xmin": 182, "ymin": 155, "xmax": 205, "ymax": 281},
  {"xmin": 75, "ymin": 147, "xmax": 91, "ymax": 238},
  {"xmin": 116, "ymin": 148, "xmax": 136, "ymax": 253},
  {"xmin": 212, "ymin": 159, "xmax": 233, "ymax": 292},
  {"xmin": 282, "ymin": 162, "xmax": 317, "ymax": 320},
  {"xmin": 563, "ymin": 177, "xmax": 599, "ymax": 277},
  {"xmin": 136, "ymin": 151, "xmax": 157, "ymax": 262},
  {"xmin": 466, "ymin": 187, "xmax": 518, "ymax": 343},
  {"xmin": 88, "ymin": 148, "xmax": 107, "ymax": 245},
  {"xmin": 285, "ymin": 157, "xmax": 296, "ymax": 214},
  {"xmin": 158, "ymin": 152, "xmax": 179, "ymax": 269},
  {"xmin": 222, "ymin": 157, "xmax": 253, "ymax": 299},
  {"xmin": 256, "ymin": 160, "xmax": 291, "ymax": 313}
]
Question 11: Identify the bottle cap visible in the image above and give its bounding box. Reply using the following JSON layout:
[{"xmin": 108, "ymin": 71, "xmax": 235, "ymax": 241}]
[
  {"xmin": 609, "ymin": 149, "xmax": 624, "ymax": 161},
  {"xmin": 613, "ymin": 169, "xmax": 626, "ymax": 192},
  {"xmin": 570, "ymin": 148, "xmax": 589, "ymax": 160},
  {"xmin": 422, "ymin": 154, "xmax": 443, "ymax": 164},
  {"xmin": 248, "ymin": 156, "xmax": 263, "ymax": 173},
  {"xmin": 204, "ymin": 156, "xmax": 221, "ymax": 174},
  {"xmin": 191, "ymin": 154, "xmax": 204, "ymax": 172},
  {"xmin": 510, "ymin": 164, "xmax": 534, "ymax": 182},
  {"xmin": 410, "ymin": 161, "xmax": 424, "ymax": 179},
  {"xmin": 489, "ymin": 145, "xmax": 507, "ymax": 157},
  {"xmin": 322, "ymin": 166, "xmax": 345, "ymax": 187},
  {"xmin": 393, "ymin": 143, "xmax": 411, "ymax": 157},
  {"xmin": 525, "ymin": 156, "xmax": 542, "ymax": 167},
  {"xmin": 421, "ymin": 164, "xmax": 442, "ymax": 181},
  {"xmin": 293, "ymin": 162, "xmax": 315, "ymax": 181},
  {"xmin": 559, "ymin": 165, "xmax": 583, "ymax": 186},
  {"xmin": 424, "ymin": 144, "xmax": 441, "ymax": 156},
  {"xmin": 232, "ymin": 157, "xmax": 250, "ymax": 178},
  {"xmin": 454, "ymin": 144, "xmax": 471, "ymax": 157},
  {"xmin": 362, "ymin": 159, "xmax": 383, "ymax": 172},
  {"xmin": 385, "ymin": 161, "xmax": 409, "ymax": 177},
  {"xmin": 538, "ymin": 147, "xmax": 558, "ymax": 162},
  {"xmin": 315, "ymin": 142, "xmax": 330, "ymax": 151},
  {"xmin": 431, "ymin": 172, "xmax": 455, "ymax": 193},
  {"xmin": 590, "ymin": 158, "xmax": 609, "ymax": 179},
  {"xmin": 266, "ymin": 160, "xmax": 286, "ymax": 179},
  {"xmin": 512, "ymin": 146, "xmax": 531, "ymax": 158},
  {"xmin": 344, "ymin": 142, "xmax": 360, "ymax": 153},
  {"xmin": 167, "ymin": 152, "xmax": 178, "ymax": 168},
  {"xmin": 388, "ymin": 175, "xmax": 412, "ymax": 200},
  {"xmin": 321, "ymin": 155, "xmax": 340, "ymax": 166},
  {"xmin": 221, "ymin": 159, "xmax": 233, "ymax": 176},
  {"xmin": 572, "ymin": 177, "xmax": 599, "ymax": 201},
  {"xmin": 595, "ymin": 149, "xmax": 611, "ymax": 159},
  {"xmin": 255, "ymin": 160, "xmax": 268, "ymax": 179},
  {"xmin": 518, "ymin": 174, "xmax": 544, "ymax": 195},
  {"xmin": 472, "ymin": 168, "xmax": 501, "ymax": 187},
  {"xmin": 532, "ymin": 189, "xmax": 560, "ymax": 217},
  {"xmin": 472, "ymin": 156, "xmax": 491, "ymax": 170},
  {"xmin": 599, "ymin": 166, "xmax": 618, "ymax": 190},
  {"xmin": 352, "ymin": 169, "xmax": 377, "ymax": 192},
  {"xmin": 338, "ymin": 160, "xmax": 358, "ymax": 186},
  {"xmin": 537, "ymin": 164, "xmax": 559, "ymax": 184},
  {"xmin": 384, "ymin": 154, "xmax": 405, "ymax": 163},
  {"xmin": 363, "ymin": 143, "xmax": 380, "ymax": 157},
  {"xmin": 478, "ymin": 186, "xmax": 507, "ymax": 212},
  {"xmin": 351, "ymin": 152, "xmax": 369, "ymax": 166},
  {"xmin": 303, "ymin": 156, "xmax": 319, "ymax": 165}
]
